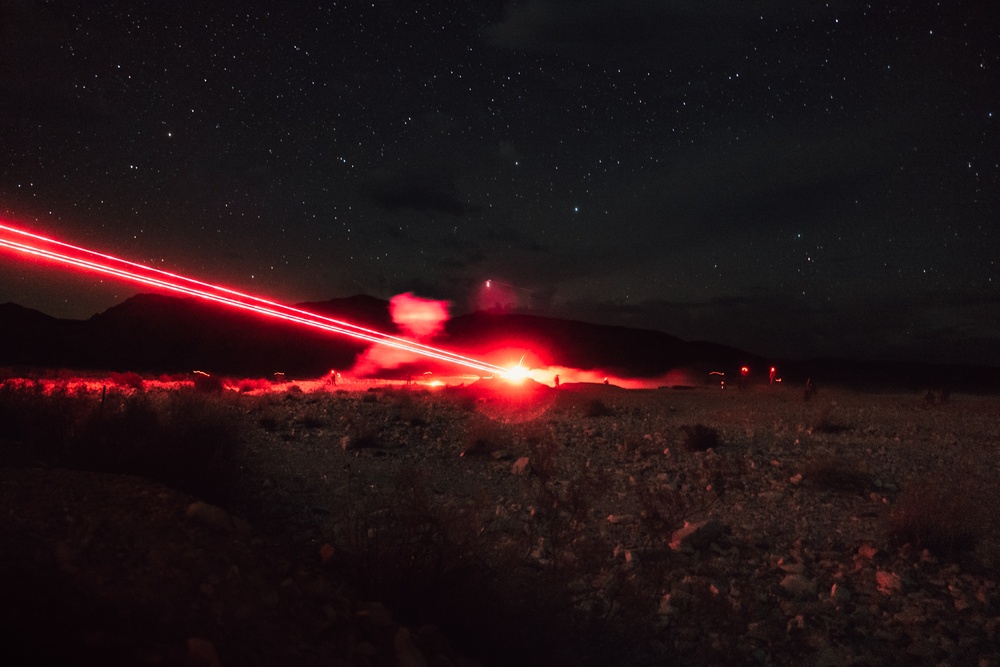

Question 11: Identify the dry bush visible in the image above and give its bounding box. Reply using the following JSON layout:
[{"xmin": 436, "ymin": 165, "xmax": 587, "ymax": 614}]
[
  {"xmin": 811, "ymin": 404, "xmax": 849, "ymax": 434},
  {"xmin": 799, "ymin": 455, "xmax": 874, "ymax": 493},
  {"xmin": 584, "ymin": 398, "xmax": 614, "ymax": 417},
  {"xmin": 235, "ymin": 377, "xmax": 271, "ymax": 393},
  {"xmin": 0, "ymin": 383, "xmax": 242, "ymax": 504},
  {"xmin": 637, "ymin": 482, "xmax": 717, "ymax": 548},
  {"xmin": 886, "ymin": 469, "xmax": 995, "ymax": 561},
  {"xmin": 0, "ymin": 380, "xmax": 83, "ymax": 457},
  {"xmin": 74, "ymin": 389, "xmax": 243, "ymax": 505},
  {"xmin": 342, "ymin": 428, "xmax": 383, "ymax": 450},
  {"xmin": 191, "ymin": 372, "xmax": 225, "ymax": 393},
  {"xmin": 524, "ymin": 423, "xmax": 560, "ymax": 481},
  {"xmin": 257, "ymin": 415, "xmax": 281, "ymax": 433},
  {"xmin": 295, "ymin": 403, "xmax": 328, "ymax": 429},
  {"xmin": 108, "ymin": 371, "xmax": 145, "ymax": 390},
  {"xmin": 460, "ymin": 418, "xmax": 513, "ymax": 457},
  {"xmin": 561, "ymin": 467, "xmax": 612, "ymax": 525},
  {"xmin": 680, "ymin": 423, "xmax": 720, "ymax": 452},
  {"xmin": 343, "ymin": 467, "xmax": 446, "ymax": 611},
  {"xmin": 391, "ymin": 389, "xmax": 430, "ymax": 426}
]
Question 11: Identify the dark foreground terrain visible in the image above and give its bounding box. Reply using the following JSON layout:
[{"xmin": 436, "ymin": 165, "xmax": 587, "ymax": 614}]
[{"xmin": 2, "ymin": 375, "xmax": 999, "ymax": 666}]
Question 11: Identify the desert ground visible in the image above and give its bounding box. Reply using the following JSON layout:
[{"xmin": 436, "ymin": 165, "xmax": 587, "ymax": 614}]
[{"xmin": 1, "ymin": 373, "xmax": 999, "ymax": 666}]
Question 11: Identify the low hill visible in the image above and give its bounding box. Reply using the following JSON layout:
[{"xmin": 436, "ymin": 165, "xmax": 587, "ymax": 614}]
[{"xmin": 1, "ymin": 294, "xmax": 998, "ymax": 392}]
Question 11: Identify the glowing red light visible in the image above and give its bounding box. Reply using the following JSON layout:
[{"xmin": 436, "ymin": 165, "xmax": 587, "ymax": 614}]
[{"xmin": 0, "ymin": 222, "xmax": 508, "ymax": 376}]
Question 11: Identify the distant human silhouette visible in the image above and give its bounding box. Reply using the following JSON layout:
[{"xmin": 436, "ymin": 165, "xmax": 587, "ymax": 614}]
[
  {"xmin": 554, "ymin": 374, "xmax": 560, "ymax": 388},
  {"xmin": 804, "ymin": 378, "xmax": 817, "ymax": 401}
]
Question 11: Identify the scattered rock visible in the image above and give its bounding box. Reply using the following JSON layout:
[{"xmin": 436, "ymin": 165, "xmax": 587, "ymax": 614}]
[
  {"xmin": 830, "ymin": 582, "xmax": 851, "ymax": 605},
  {"xmin": 186, "ymin": 637, "xmax": 221, "ymax": 667},
  {"xmin": 876, "ymin": 570, "xmax": 903, "ymax": 595},
  {"xmin": 357, "ymin": 601, "xmax": 396, "ymax": 627},
  {"xmin": 669, "ymin": 519, "xmax": 730, "ymax": 553},
  {"xmin": 394, "ymin": 627, "xmax": 428, "ymax": 667},
  {"xmin": 780, "ymin": 574, "xmax": 818, "ymax": 599},
  {"xmin": 511, "ymin": 456, "xmax": 530, "ymax": 475},
  {"xmin": 813, "ymin": 646, "xmax": 845, "ymax": 667},
  {"xmin": 185, "ymin": 501, "xmax": 249, "ymax": 533}
]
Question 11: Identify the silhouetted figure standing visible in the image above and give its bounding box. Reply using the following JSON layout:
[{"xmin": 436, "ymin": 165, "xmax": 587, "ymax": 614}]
[
  {"xmin": 554, "ymin": 374, "xmax": 560, "ymax": 388},
  {"xmin": 804, "ymin": 378, "xmax": 817, "ymax": 401}
]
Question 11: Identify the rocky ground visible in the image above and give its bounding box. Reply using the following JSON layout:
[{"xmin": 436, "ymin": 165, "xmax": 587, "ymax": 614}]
[{"xmin": 2, "ymin": 379, "xmax": 999, "ymax": 666}]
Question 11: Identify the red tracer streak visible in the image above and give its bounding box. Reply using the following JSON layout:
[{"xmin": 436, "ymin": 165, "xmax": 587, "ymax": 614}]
[{"xmin": 0, "ymin": 222, "xmax": 507, "ymax": 376}]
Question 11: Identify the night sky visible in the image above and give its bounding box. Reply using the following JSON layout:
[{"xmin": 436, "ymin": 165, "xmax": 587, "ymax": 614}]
[{"xmin": 1, "ymin": 1, "xmax": 997, "ymax": 366}]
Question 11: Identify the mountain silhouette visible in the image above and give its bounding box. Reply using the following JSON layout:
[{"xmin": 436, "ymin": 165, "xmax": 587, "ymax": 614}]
[{"xmin": 0, "ymin": 294, "xmax": 997, "ymax": 392}]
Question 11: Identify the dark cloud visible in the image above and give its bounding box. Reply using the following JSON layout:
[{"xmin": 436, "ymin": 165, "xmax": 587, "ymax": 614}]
[
  {"xmin": 487, "ymin": 1, "xmax": 748, "ymax": 59},
  {"xmin": 550, "ymin": 287, "xmax": 1000, "ymax": 367},
  {"xmin": 365, "ymin": 171, "xmax": 474, "ymax": 216},
  {"xmin": 0, "ymin": 1, "xmax": 113, "ymax": 122},
  {"xmin": 486, "ymin": 1, "xmax": 859, "ymax": 73}
]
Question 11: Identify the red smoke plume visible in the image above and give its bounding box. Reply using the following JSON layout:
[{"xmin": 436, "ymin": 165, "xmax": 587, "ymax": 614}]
[
  {"xmin": 389, "ymin": 292, "xmax": 449, "ymax": 340},
  {"xmin": 350, "ymin": 293, "xmax": 452, "ymax": 376}
]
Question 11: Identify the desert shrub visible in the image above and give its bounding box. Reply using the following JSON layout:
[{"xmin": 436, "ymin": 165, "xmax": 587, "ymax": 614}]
[
  {"xmin": 191, "ymin": 372, "xmax": 225, "ymax": 393},
  {"xmin": 149, "ymin": 390, "xmax": 242, "ymax": 502},
  {"xmin": 811, "ymin": 404, "xmax": 849, "ymax": 434},
  {"xmin": 340, "ymin": 411, "xmax": 385, "ymax": 450},
  {"xmin": 108, "ymin": 371, "xmax": 145, "ymax": 390},
  {"xmin": 342, "ymin": 427, "xmax": 383, "ymax": 450},
  {"xmin": 460, "ymin": 419, "xmax": 512, "ymax": 457},
  {"xmin": 799, "ymin": 455, "xmax": 873, "ymax": 493},
  {"xmin": 236, "ymin": 377, "xmax": 271, "ymax": 393},
  {"xmin": 584, "ymin": 399, "xmax": 614, "ymax": 417},
  {"xmin": 343, "ymin": 467, "xmax": 446, "ymax": 610},
  {"xmin": 74, "ymin": 389, "xmax": 161, "ymax": 470},
  {"xmin": 295, "ymin": 404, "xmax": 328, "ymax": 429},
  {"xmin": 0, "ymin": 381, "xmax": 84, "ymax": 457},
  {"xmin": 886, "ymin": 471, "xmax": 993, "ymax": 561},
  {"xmin": 257, "ymin": 415, "xmax": 281, "ymax": 432},
  {"xmin": 73, "ymin": 389, "xmax": 243, "ymax": 505},
  {"xmin": 637, "ymin": 481, "xmax": 717, "ymax": 547},
  {"xmin": 439, "ymin": 386, "xmax": 479, "ymax": 413},
  {"xmin": 525, "ymin": 424, "xmax": 560, "ymax": 481},
  {"xmin": 615, "ymin": 432, "xmax": 660, "ymax": 461},
  {"xmin": 388, "ymin": 390, "xmax": 430, "ymax": 426},
  {"xmin": 561, "ymin": 467, "xmax": 612, "ymax": 525},
  {"xmin": 680, "ymin": 423, "xmax": 720, "ymax": 452}
]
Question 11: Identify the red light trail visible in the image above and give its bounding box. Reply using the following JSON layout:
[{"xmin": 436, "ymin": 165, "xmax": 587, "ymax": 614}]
[{"xmin": 0, "ymin": 222, "xmax": 509, "ymax": 376}]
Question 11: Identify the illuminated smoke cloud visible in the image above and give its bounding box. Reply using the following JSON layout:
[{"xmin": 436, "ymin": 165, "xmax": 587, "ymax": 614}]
[
  {"xmin": 389, "ymin": 292, "xmax": 450, "ymax": 340},
  {"xmin": 350, "ymin": 292, "xmax": 452, "ymax": 376}
]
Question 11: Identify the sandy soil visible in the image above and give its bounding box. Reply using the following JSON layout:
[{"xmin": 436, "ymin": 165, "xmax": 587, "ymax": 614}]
[{"xmin": 2, "ymin": 381, "xmax": 999, "ymax": 666}]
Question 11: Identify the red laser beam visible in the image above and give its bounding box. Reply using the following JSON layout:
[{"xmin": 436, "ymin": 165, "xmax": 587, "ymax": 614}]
[{"xmin": 0, "ymin": 222, "xmax": 508, "ymax": 376}]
